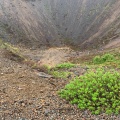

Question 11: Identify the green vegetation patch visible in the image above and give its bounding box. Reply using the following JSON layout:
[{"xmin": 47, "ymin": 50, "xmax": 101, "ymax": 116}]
[
  {"xmin": 0, "ymin": 39, "xmax": 19, "ymax": 53},
  {"xmin": 55, "ymin": 62, "xmax": 76, "ymax": 69},
  {"xmin": 0, "ymin": 39, "xmax": 25, "ymax": 62},
  {"xmin": 50, "ymin": 62, "xmax": 75, "ymax": 78},
  {"xmin": 59, "ymin": 68, "xmax": 120, "ymax": 115},
  {"xmin": 93, "ymin": 53, "xmax": 115, "ymax": 64},
  {"xmin": 51, "ymin": 71, "xmax": 71, "ymax": 78}
]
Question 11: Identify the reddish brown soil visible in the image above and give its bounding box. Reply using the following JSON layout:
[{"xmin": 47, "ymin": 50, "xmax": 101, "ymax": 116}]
[{"xmin": 0, "ymin": 48, "xmax": 120, "ymax": 120}]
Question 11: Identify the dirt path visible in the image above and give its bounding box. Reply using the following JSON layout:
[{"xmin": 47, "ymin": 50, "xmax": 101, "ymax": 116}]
[{"xmin": 0, "ymin": 48, "xmax": 120, "ymax": 120}]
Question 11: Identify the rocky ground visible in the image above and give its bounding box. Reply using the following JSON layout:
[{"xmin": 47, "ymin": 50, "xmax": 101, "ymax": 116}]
[{"xmin": 0, "ymin": 47, "xmax": 120, "ymax": 120}]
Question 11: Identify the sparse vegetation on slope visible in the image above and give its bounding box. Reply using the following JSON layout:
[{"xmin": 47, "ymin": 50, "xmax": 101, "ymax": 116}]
[
  {"xmin": 59, "ymin": 48, "xmax": 120, "ymax": 115},
  {"xmin": 1, "ymin": 36, "xmax": 120, "ymax": 118},
  {"xmin": 0, "ymin": 39, "xmax": 25, "ymax": 62}
]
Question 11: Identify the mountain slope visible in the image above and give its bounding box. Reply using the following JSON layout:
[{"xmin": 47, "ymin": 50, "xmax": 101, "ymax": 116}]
[{"xmin": 0, "ymin": 0, "xmax": 120, "ymax": 49}]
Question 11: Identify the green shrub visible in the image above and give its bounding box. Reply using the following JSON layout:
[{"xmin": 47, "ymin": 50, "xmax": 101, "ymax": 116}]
[
  {"xmin": 93, "ymin": 56, "xmax": 102, "ymax": 64},
  {"xmin": 56, "ymin": 62, "xmax": 76, "ymax": 69},
  {"xmin": 51, "ymin": 71, "xmax": 71, "ymax": 78},
  {"xmin": 59, "ymin": 68, "xmax": 120, "ymax": 115},
  {"xmin": 93, "ymin": 53, "xmax": 115, "ymax": 64},
  {"xmin": 102, "ymin": 53, "xmax": 115, "ymax": 62}
]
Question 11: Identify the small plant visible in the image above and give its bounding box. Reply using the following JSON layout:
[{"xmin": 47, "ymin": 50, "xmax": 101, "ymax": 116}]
[
  {"xmin": 55, "ymin": 62, "xmax": 76, "ymax": 69},
  {"xmin": 93, "ymin": 53, "xmax": 115, "ymax": 64},
  {"xmin": 51, "ymin": 71, "xmax": 71, "ymax": 78},
  {"xmin": 102, "ymin": 53, "xmax": 115, "ymax": 62},
  {"xmin": 59, "ymin": 68, "xmax": 120, "ymax": 115},
  {"xmin": 93, "ymin": 56, "xmax": 102, "ymax": 64},
  {"xmin": 0, "ymin": 39, "xmax": 25, "ymax": 62}
]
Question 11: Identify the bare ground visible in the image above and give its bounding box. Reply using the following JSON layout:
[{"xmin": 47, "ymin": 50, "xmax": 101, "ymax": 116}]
[
  {"xmin": 0, "ymin": 47, "xmax": 120, "ymax": 120},
  {"xmin": 104, "ymin": 38, "xmax": 120, "ymax": 49}
]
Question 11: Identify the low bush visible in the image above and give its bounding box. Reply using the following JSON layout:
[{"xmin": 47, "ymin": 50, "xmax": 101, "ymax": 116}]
[
  {"xmin": 55, "ymin": 62, "xmax": 76, "ymax": 69},
  {"xmin": 93, "ymin": 53, "xmax": 115, "ymax": 64},
  {"xmin": 59, "ymin": 68, "xmax": 120, "ymax": 115},
  {"xmin": 51, "ymin": 71, "xmax": 71, "ymax": 78}
]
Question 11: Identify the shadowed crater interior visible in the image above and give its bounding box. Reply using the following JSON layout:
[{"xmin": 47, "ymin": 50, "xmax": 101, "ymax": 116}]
[{"xmin": 0, "ymin": 0, "xmax": 120, "ymax": 49}]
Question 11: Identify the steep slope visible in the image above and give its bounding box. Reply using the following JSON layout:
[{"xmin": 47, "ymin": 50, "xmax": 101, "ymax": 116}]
[{"xmin": 0, "ymin": 0, "xmax": 120, "ymax": 49}]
